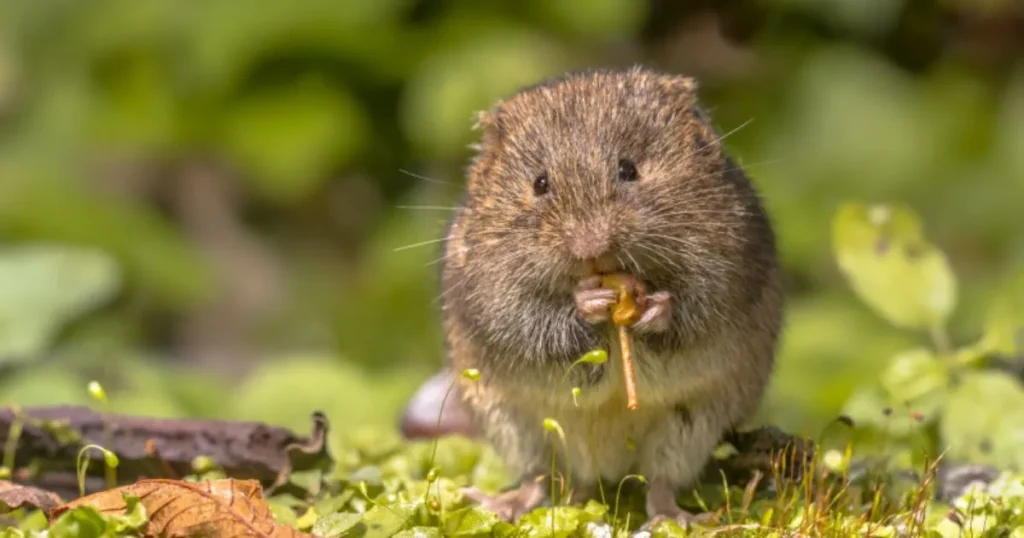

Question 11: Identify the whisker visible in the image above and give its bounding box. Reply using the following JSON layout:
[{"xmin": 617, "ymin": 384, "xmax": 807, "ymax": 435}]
[
  {"xmin": 399, "ymin": 168, "xmax": 454, "ymax": 186},
  {"xmin": 395, "ymin": 205, "xmax": 463, "ymax": 211},
  {"xmin": 393, "ymin": 236, "xmax": 450, "ymax": 252}
]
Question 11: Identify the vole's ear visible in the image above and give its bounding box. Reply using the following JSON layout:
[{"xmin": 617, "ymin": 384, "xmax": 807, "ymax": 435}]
[
  {"xmin": 473, "ymin": 107, "xmax": 504, "ymax": 147},
  {"xmin": 658, "ymin": 75, "xmax": 699, "ymax": 107}
]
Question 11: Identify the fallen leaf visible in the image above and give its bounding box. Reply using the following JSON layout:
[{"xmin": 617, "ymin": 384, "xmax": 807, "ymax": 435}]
[
  {"xmin": 0, "ymin": 480, "xmax": 62, "ymax": 511},
  {"xmin": 50, "ymin": 478, "xmax": 312, "ymax": 537}
]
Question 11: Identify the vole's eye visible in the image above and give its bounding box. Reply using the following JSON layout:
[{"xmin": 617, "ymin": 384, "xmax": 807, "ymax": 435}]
[
  {"xmin": 618, "ymin": 159, "xmax": 639, "ymax": 182},
  {"xmin": 533, "ymin": 172, "xmax": 550, "ymax": 196}
]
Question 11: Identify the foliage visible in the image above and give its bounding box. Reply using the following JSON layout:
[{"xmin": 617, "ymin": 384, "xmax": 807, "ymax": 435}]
[
  {"xmin": 0, "ymin": 0, "xmax": 1021, "ymax": 535},
  {"xmin": 2, "ymin": 203, "xmax": 1024, "ymax": 536},
  {"xmin": 0, "ymin": 0, "xmax": 1020, "ymax": 437},
  {"xmin": 832, "ymin": 202, "xmax": 1024, "ymax": 476}
]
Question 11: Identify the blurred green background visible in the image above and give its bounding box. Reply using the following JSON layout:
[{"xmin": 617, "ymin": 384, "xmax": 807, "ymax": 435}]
[{"xmin": 0, "ymin": 0, "xmax": 1020, "ymax": 438}]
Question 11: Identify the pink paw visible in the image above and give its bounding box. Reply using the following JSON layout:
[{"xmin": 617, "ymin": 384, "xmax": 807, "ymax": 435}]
[
  {"xmin": 574, "ymin": 275, "xmax": 616, "ymax": 324},
  {"xmin": 633, "ymin": 291, "xmax": 672, "ymax": 333}
]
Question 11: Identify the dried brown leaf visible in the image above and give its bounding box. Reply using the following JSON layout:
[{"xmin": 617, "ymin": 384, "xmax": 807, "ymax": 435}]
[
  {"xmin": 50, "ymin": 478, "xmax": 312, "ymax": 538},
  {"xmin": 0, "ymin": 480, "xmax": 62, "ymax": 511}
]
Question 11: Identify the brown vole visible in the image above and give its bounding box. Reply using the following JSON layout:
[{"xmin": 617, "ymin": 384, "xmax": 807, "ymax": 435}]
[{"xmin": 412, "ymin": 66, "xmax": 784, "ymax": 527}]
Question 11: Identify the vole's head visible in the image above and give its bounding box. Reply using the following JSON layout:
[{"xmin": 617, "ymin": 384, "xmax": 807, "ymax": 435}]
[{"xmin": 459, "ymin": 67, "xmax": 773, "ymax": 298}]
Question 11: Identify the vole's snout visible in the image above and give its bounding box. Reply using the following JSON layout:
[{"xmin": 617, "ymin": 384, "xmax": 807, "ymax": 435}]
[
  {"xmin": 565, "ymin": 218, "xmax": 613, "ymax": 261},
  {"xmin": 568, "ymin": 232, "xmax": 609, "ymax": 261}
]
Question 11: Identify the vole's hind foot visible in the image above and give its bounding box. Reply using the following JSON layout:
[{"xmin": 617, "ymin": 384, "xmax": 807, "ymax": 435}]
[
  {"xmin": 633, "ymin": 290, "xmax": 672, "ymax": 333},
  {"xmin": 641, "ymin": 478, "xmax": 714, "ymax": 531},
  {"xmin": 575, "ymin": 275, "xmax": 617, "ymax": 324},
  {"xmin": 459, "ymin": 479, "xmax": 547, "ymax": 522}
]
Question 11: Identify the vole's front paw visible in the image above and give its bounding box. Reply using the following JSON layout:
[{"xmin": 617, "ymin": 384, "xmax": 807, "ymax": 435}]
[
  {"xmin": 642, "ymin": 510, "xmax": 714, "ymax": 532},
  {"xmin": 633, "ymin": 291, "xmax": 672, "ymax": 334},
  {"xmin": 575, "ymin": 275, "xmax": 617, "ymax": 324},
  {"xmin": 459, "ymin": 480, "xmax": 546, "ymax": 523},
  {"xmin": 642, "ymin": 478, "xmax": 714, "ymax": 531}
]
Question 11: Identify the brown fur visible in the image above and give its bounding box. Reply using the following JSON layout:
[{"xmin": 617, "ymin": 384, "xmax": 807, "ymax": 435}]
[{"xmin": 439, "ymin": 66, "xmax": 784, "ymax": 512}]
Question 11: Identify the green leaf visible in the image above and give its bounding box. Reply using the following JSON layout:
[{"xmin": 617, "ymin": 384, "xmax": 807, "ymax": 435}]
[
  {"xmin": 426, "ymin": 436, "xmax": 481, "ymax": 479},
  {"xmin": 443, "ymin": 507, "xmax": 499, "ymax": 537},
  {"xmin": 0, "ymin": 174, "xmax": 213, "ymax": 309},
  {"xmin": 313, "ymin": 512, "xmax": 365, "ymax": 538},
  {"xmin": 976, "ymin": 272, "xmax": 1024, "ymax": 357},
  {"xmin": 48, "ymin": 506, "xmax": 109, "ymax": 538},
  {"xmin": 941, "ymin": 371, "xmax": 1024, "ymax": 470},
  {"xmin": 111, "ymin": 495, "xmax": 148, "ymax": 534},
  {"xmin": 529, "ymin": 0, "xmax": 648, "ymax": 38},
  {"xmin": 878, "ymin": 348, "xmax": 949, "ymax": 420},
  {"xmin": 393, "ymin": 528, "xmax": 442, "ymax": 538},
  {"xmin": 0, "ymin": 244, "xmax": 119, "ymax": 361},
  {"xmin": 649, "ymin": 519, "xmax": 688, "ymax": 537},
  {"xmin": 832, "ymin": 201, "xmax": 957, "ymax": 331},
  {"xmin": 516, "ymin": 506, "xmax": 584, "ymax": 537},
  {"xmin": 219, "ymin": 77, "xmax": 367, "ymax": 204},
  {"xmin": 400, "ymin": 30, "xmax": 568, "ymax": 157},
  {"xmin": 360, "ymin": 499, "xmax": 415, "ymax": 538}
]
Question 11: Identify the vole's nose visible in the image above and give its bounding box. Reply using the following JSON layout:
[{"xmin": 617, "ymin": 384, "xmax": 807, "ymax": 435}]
[{"xmin": 567, "ymin": 220, "xmax": 612, "ymax": 260}]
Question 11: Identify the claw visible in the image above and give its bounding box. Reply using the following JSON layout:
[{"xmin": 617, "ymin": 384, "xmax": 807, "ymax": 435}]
[
  {"xmin": 459, "ymin": 480, "xmax": 546, "ymax": 523},
  {"xmin": 575, "ymin": 276, "xmax": 617, "ymax": 324},
  {"xmin": 632, "ymin": 291, "xmax": 672, "ymax": 334},
  {"xmin": 641, "ymin": 479, "xmax": 713, "ymax": 531}
]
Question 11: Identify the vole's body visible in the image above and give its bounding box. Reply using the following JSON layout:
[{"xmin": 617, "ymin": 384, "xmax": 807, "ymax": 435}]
[{"xmin": 439, "ymin": 66, "xmax": 783, "ymax": 524}]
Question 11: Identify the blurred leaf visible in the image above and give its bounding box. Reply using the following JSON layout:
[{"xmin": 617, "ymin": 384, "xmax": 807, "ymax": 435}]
[
  {"xmin": 765, "ymin": 295, "xmax": 917, "ymax": 433},
  {"xmin": 401, "ymin": 30, "xmax": 568, "ymax": 157},
  {"xmin": 0, "ymin": 365, "xmax": 92, "ymax": 406},
  {"xmin": 529, "ymin": 0, "xmax": 647, "ymax": 38},
  {"xmin": 516, "ymin": 506, "xmax": 594, "ymax": 537},
  {"xmin": 360, "ymin": 500, "xmax": 412, "ymax": 538},
  {"xmin": 0, "ymin": 244, "xmax": 119, "ymax": 361},
  {"xmin": 832, "ymin": 201, "xmax": 957, "ymax": 331},
  {"xmin": 0, "ymin": 174, "xmax": 214, "ymax": 309},
  {"xmin": 941, "ymin": 371, "xmax": 1024, "ymax": 470},
  {"xmin": 185, "ymin": 0, "xmax": 416, "ymax": 91},
  {"xmin": 228, "ymin": 354, "xmax": 425, "ymax": 431},
  {"xmin": 393, "ymin": 528, "xmax": 442, "ymax": 538},
  {"xmin": 219, "ymin": 77, "xmax": 367, "ymax": 203},
  {"xmin": 878, "ymin": 348, "xmax": 948, "ymax": 419},
  {"xmin": 312, "ymin": 512, "xmax": 364, "ymax": 537},
  {"xmin": 443, "ymin": 507, "xmax": 499, "ymax": 537},
  {"xmin": 976, "ymin": 273, "xmax": 1024, "ymax": 358},
  {"xmin": 87, "ymin": 50, "xmax": 181, "ymax": 152}
]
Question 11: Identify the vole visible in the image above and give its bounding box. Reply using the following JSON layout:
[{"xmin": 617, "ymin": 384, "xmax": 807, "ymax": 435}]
[{"xmin": 409, "ymin": 66, "xmax": 784, "ymax": 528}]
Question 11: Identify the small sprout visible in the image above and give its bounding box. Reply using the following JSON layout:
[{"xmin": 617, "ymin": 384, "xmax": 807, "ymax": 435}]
[
  {"xmin": 426, "ymin": 467, "xmax": 439, "ymax": 483},
  {"xmin": 87, "ymin": 381, "xmax": 107, "ymax": 404},
  {"xmin": 461, "ymin": 368, "xmax": 480, "ymax": 381},
  {"xmin": 571, "ymin": 387, "xmax": 582, "ymax": 407},
  {"xmin": 103, "ymin": 449, "xmax": 120, "ymax": 469},
  {"xmin": 0, "ymin": 466, "xmax": 9, "ymax": 479},
  {"xmin": 191, "ymin": 455, "xmax": 216, "ymax": 474},
  {"xmin": 822, "ymin": 449, "xmax": 847, "ymax": 473},
  {"xmin": 358, "ymin": 481, "xmax": 370, "ymax": 499},
  {"xmin": 579, "ymin": 349, "xmax": 608, "ymax": 365},
  {"xmin": 712, "ymin": 443, "xmax": 738, "ymax": 460},
  {"xmin": 868, "ymin": 204, "xmax": 891, "ymax": 226},
  {"xmin": 542, "ymin": 417, "xmax": 567, "ymax": 446}
]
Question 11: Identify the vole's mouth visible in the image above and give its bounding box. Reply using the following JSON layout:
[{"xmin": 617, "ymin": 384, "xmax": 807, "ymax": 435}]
[{"xmin": 569, "ymin": 253, "xmax": 622, "ymax": 279}]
